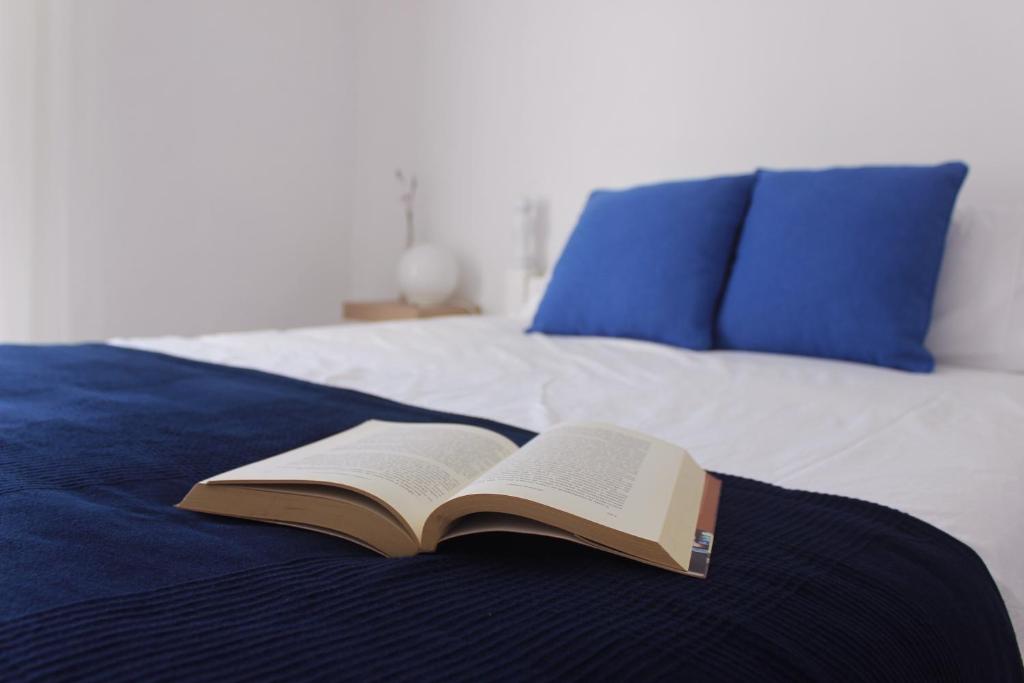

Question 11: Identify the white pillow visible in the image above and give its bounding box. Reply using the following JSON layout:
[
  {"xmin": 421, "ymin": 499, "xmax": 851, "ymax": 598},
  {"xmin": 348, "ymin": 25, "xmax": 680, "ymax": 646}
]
[{"xmin": 926, "ymin": 205, "xmax": 1024, "ymax": 372}]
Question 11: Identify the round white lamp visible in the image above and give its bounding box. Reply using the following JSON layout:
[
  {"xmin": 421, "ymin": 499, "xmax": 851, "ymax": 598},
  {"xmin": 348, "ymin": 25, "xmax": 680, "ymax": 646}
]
[{"xmin": 398, "ymin": 243, "xmax": 458, "ymax": 306}]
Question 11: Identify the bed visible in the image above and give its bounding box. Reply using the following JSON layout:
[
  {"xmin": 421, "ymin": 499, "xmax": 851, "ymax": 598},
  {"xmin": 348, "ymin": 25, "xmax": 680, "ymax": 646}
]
[
  {"xmin": 2, "ymin": 315, "xmax": 1021, "ymax": 680},
  {"xmin": 123, "ymin": 318, "xmax": 1024, "ymax": 626}
]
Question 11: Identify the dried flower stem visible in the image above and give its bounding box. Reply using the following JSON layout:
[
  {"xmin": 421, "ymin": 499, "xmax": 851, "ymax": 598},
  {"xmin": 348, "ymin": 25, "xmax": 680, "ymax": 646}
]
[{"xmin": 395, "ymin": 169, "xmax": 418, "ymax": 248}]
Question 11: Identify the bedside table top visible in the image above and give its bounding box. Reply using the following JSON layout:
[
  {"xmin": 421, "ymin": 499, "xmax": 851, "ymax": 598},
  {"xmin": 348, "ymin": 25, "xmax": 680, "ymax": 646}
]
[{"xmin": 343, "ymin": 300, "xmax": 480, "ymax": 322}]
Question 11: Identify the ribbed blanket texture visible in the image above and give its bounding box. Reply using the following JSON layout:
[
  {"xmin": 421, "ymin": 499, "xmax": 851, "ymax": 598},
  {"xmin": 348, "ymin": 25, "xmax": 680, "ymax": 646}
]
[{"xmin": 1, "ymin": 344, "xmax": 1020, "ymax": 682}]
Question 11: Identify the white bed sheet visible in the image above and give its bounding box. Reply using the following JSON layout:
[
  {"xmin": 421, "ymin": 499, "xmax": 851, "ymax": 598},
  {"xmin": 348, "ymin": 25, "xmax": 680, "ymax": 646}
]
[{"xmin": 114, "ymin": 315, "xmax": 1024, "ymax": 642}]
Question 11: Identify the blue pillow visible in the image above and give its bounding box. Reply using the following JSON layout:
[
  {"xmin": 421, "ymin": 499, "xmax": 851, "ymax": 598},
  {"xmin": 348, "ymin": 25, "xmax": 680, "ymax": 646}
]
[
  {"xmin": 716, "ymin": 162, "xmax": 969, "ymax": 372},
  {"xmin": 529, "ymin": 174, "xmax": 756, "ymax": 349}
]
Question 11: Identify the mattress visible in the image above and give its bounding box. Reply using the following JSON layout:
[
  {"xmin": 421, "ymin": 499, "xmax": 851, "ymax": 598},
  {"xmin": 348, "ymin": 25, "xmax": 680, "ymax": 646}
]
[{"xmin": 115, "ymin": 315, "xmax": 1024, "ymax": 644}]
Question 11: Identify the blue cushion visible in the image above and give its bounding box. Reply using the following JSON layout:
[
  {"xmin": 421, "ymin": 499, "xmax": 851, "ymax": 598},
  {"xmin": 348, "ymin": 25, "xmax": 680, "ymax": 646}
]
[
  {"xmin": 716, "ymin": 162, "xmax": 969, "ymax": 372},
  {"xmin": 529, "ymin": 174, "xmax": 756, "ymax": 349}
]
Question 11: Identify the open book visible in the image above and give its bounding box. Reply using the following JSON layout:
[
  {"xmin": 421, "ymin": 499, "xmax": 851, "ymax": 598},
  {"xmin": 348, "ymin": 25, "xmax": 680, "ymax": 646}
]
[{"xmin": 179, "ymin": 420, "xmax": 722, "ymax": 577}]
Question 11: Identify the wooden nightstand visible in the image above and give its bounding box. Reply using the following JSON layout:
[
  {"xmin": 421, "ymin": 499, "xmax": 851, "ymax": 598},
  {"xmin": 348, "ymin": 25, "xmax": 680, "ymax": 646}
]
[{"xmin": 342, "ymin": 300, "xmax": 481, "ymax": 322}]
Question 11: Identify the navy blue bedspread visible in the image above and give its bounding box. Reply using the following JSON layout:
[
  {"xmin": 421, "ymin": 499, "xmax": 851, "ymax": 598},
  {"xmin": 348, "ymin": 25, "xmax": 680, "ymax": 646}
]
[{"xmin": 1, "ymin": 344, "xmax": 1020, "ymax": 682}]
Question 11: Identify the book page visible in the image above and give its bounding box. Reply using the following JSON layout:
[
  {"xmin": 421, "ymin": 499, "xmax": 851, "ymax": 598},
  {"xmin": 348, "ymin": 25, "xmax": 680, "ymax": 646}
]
[
  {"xmin": 452, "ymin": 423, "xmax": 705, "ymax": 544},
  {"xmin": 206, "ymin": 420, "xmax": 519, "ymax": 540}
]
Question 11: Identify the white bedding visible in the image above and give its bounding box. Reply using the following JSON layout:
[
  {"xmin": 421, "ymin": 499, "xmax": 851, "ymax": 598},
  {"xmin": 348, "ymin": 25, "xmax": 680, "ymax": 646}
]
[{"xmin": 115, "ymin": 315, "xmax": 1024, "ymax": 642}]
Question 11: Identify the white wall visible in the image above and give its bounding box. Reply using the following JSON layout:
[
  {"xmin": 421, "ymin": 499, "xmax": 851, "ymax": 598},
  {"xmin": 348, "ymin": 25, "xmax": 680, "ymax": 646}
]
[
  {"xmin": 8, "ymin": 0, "xmax": 1023, "ymax": 338},
  {"xmin": 0, "ymin": 0, "xmax": 39, "ymax": 341},
  {"xmin": 22, "ymin": 0, "xmax": 357, "ymax": 341},
  {"xmin": 350, "ymin": 0, "xmax": 1024, "ymax": 313},
  {"xmin": 349, "ymin": 1, "xmax": 424, "ymax": 303}
]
